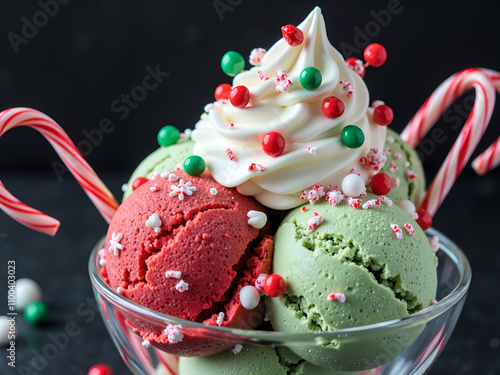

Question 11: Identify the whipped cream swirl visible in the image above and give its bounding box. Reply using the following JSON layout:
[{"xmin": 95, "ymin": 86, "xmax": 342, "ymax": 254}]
[{"xmin": 192, "ymin": 7, "xmax": 386, "ymax": 209}]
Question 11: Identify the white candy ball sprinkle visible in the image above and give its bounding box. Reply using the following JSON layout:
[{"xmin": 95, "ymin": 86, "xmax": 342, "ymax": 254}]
[
  {"xmin": 0, "ymin": 316, "xmax": 10, "ymax": 346},
  {"xmin": 15, "ymin": 278, "xmax": 42, "ymax": 311},
  {"xmin": 398, "ymin": 200, "xmax": 416, "ymax": 216},
  {"xmin": 239, "ymin": 285, "xmax": 260, "ymax": 310},
  {"xmin": 342, "ymin": 174, "xmax": 365, "ymax": 197}
]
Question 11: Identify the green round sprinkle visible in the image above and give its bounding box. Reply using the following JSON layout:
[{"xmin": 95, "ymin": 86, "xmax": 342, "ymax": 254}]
[
  {"xmin": 300, "ymin": 67, "xmax": 322, "ymax": 90},
  {"xmin": 24, "ymin": 301, "xmax": 49, "ymax": 325},
  {"xmin": 341, "ymin": 125, "xmax": 365, "ymax": 149},
  {"xmin": 157, "ymin": 125, "xmax": 180, "ymax": 147},
  {"xmin": 221, "ymin": 51, "xmax": 245, "ymax": 77},
  {"xmin": 183, "ymin": 155, "xmax": 206, "ymax": 176}
]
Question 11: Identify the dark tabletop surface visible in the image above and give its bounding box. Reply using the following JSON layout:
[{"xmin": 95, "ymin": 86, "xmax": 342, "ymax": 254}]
[{"xmin": 0, "ymin": 1, "xmax": 500, "ymax": 374}]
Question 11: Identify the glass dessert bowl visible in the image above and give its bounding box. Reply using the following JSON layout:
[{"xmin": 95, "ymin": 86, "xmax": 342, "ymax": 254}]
[{"xmin": 89, "ymin": 227, "xmax": 470, "ymax": 375}]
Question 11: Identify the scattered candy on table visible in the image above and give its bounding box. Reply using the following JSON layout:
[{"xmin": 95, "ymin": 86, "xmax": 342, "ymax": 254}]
[
  {"xmin": 23, "ymin": 301, "xmax": 49, "ymax": 325},
  {"xmin": 88, "ymin": 363, "xmax": 114, "ymax": 375},
  {"xmin": 15, "ymin": 278, "xmax": 42, "ymax": 310}
]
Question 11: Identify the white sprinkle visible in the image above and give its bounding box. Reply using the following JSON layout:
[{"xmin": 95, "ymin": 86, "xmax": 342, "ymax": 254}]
[
  {"xmin": 145, "ymin": 213, "xmax": 162, "ymax": 233},
  {"xmin": 327, "ymin": 293, "xmax": 346, "ymax": 303},
  {"xmin": 386, "ymin": 135, "xmax": 395, "ymax": 144},
  {"xmin": 233, "ymin": 344, "xmax": 243, "ymax": 355},
  {"xmin": 175, "ymin": 280, "xmax": 189, "ymax": 293},
  {"xmin": 210, "ymin": 188, "xmax": 218, "ymax": 195},
  {"xmin": 403, "ymin": 161, "xmax": 410, "ymax": 168},
  {"xmin": 264, "ymin": 313, "xmax": 270, "ymax": 322},
  {"xmin": 394, "ymin": 153, "xmax": 403, "ymax": 160},
  {"xmin": 150, "ymin": 184, "xmax": 159, "ymax": 192},
  {"xmin": 108, "ymin": 232, "xmax": 124, "ymax": 257},
  {"xmin": 160, "ymin": 171, "xmax": 170, "ymax": 178},
  {"xmin": 121, "ymin": 183, "xmax": 128, "ymax": 192},
  {"xmin": 180, "ymin": 129, "xmax": 192, "ymax": 141},
  {"xmin": 117, "ymin": 287, "xmax": 124, "ymax": 293},
  {"xmin": 142, "ymin": 340, "xmax": 151, "ymax": 348},
  {"xmin": 168, "ymin": 173, "xmax": 179, "ymax": 182},
  {"xmin": 170, "ymin": 179, "xmax": 196, "ymax": 200},
  {"xmin": 247, "ymin": 210, "xmax": 267, "ymax": 229},
  {"xmin": 98, "ymin": 248, "xmax": 106, "ymax": 266},
  {"xmin": 164, "ymin": 324, "xmax": 183, "ymax": 344},
  {"xmin": 216, "ymin": 312, "xmax": 225, "ymax": 326},
  {"xmin": 150, "ymin": 172, "xmax": 160, "ymax": 180},
  {"xmin": 166, "ymin": 270, "xmax": 182, "ymax": 279}
]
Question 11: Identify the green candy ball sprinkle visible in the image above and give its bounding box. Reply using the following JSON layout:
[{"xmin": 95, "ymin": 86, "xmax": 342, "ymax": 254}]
[
  {"xmin": 221, "ymin": 51, "xmax": 245, "ymax": 77},
  {"xmin": 24, "ymin": 301, "xmax": 49, "ymax": 325},
  {"xmin": 183, "ymin": 155, "xmax": 206, "ymax": 176},
  {"xmin": 341, "ymin": 125, "xmax": 365, "ymax": 149},
  {"xmin": 300, "ymin": 67, "xmax": 322, "ymax": 90},
  {"xmin": 157, "ymin": 126, "xmax": 180, "ymax": 147}
]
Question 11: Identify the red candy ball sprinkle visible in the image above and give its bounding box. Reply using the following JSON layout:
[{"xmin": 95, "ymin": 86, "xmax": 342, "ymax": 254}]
[
  {"xmin": 370, "ymin": 173, "xmax": 392, "ymax": 195},
  {"xmin": 415, "ymin": 209, "xmax": 432, "ymax": 231},
  {"xmin": 281, "ymin": 25, "xmax": 304, "ymax": 47},
  {"xmin": 345, "ymin": 57, "xmax": 365, "ymax": 78},
  {"xmin": 88, "ymin": 364, "xmax": 114, "ymax": 375},
  {"xmin": 132, "ymin": 177, "xmax": 149, "ymax": 191},
  {"xmin": 363, "ymin": 43, "xmax": 387, "ymax": 67},
  {"xmin": 264, "ymin": 274, "xmax": 286, "ymax": 297},
  {"xmin": 230, "ymin": 86, "xmax": 250, "ymax": 108},
  {"xmin": 262, "ymin": 132, "xmax": 285, "ymax": 157},
  {"xmin": 322, "ymin": 96, "xmax": 345, "ymax": 119},
  {"xmin": 214, "ymin": 83, "xmax": 232, "ymax": 101},
  {"xmin": 373, "ymin": 104, "xmax": 394, "ymax": 126}
]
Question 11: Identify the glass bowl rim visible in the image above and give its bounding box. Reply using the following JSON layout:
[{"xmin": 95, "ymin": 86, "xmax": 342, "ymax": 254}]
[{"xmin": 89, "ymin": 227, "xmax": 471, "ymax": 341}]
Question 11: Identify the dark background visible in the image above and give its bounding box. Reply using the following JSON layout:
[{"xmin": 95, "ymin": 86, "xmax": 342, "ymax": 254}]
[{"xmin": 0, "ymin": 1, "xmax": 499, "ymax": 374}]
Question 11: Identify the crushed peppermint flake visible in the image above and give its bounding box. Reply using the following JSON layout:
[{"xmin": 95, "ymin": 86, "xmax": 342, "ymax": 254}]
[
  {"xmin": 350, "ymin": 168, "xmax": 359, "ymax": 175},
  {"xmin": 275, "ymin": 67, "xmax": 293, "ymax": 92},
  {"xmin": 360, "ymin": 186, "xmax": 367, "ymax": 197},
  {"xmin": 301, "ymin": 206, "xmax": 307, "ymax": 212},
  {"xmin": 386, "ymin": 135, "xmax": 395, "ymax": 143},
  {"xmin": 169, "ymin": 179, "xmax": 196, "ymax": 200},
  {"xmin": 393, "ymin": 177, "xmax": 400, "ymax": 188},
  {"xmin": 257, "ymin": 70, "xmax": 269, "ymax": 81},
  {"xmin": 233, "ymin": 344, "xmax": 243, "ymax": 355},
  {"xmin": 327, "ymin": 293, "xmax": 346, "ymax": 303},
  {"xmin": 249, "ymin": 48, "xmax": 266, "ymax": 66},
  {"xmin": 394, "ymin": 153, "xmax": 403, "ymax": 160},
  {"xmin": 405, "ymin": 169, "xmax": 417, "ymax": 181},
  {"xmin": 248, "ymin": 163, "xmax": 265, "ymax": 172},
  {"xmin": 175, "ymin": 280, "xmax": 189, "ymax": 293},
  {"xmin": 217, "ymin": 312, "xmax": 225, "ymax": 326},
  {"xmin": 391, "ymin": 224, "xmax": 403, "ymax": 239},
  {"xmin": 145, "ymin": 213, "xmax": 162, "ymax": 233},
  {"xmin": 255, "ymin": 273, "xmax": 268, "ymax": 292},
  {"xmin": 108, "ymin": 232, "xmax": 124, "ymax": 256},
  {"xmin": 210, "ymin": 188, "xmax": 218, "ymax": 195},
  {"xmin": 302, "ymin": 185, "xmax": 325, "ymax": 204},
  {"xmin": 362, "ymin": 199, "xmax": 381, "ymax": 209},
  {"xmin": 226, "ymin": 148, "xmax": 236, "ymax": 161},
  {"xmin": 429, "ymin": 236, "xmax": 439, "ymax": 253},
  {"xmin": 340, "ymin": 80, "xmax": 354, "ymax": 97},
  {"xmin": 404, "ymin": 223, "xmax": 415, "ymax": 236},
  {"xmin": 360, "ymin": 148, "xmax": 387, "ymax": 171},
  {"xmin": 166, "ymin": 270, "xmax": 182, "ymax": 279},
  {"xmin": 430, "ymin": 299, "xmax": 438, "ymax": 306},
  {"xmin": 389, "ymin": 160, "xmax": 399, "ymax": 173},
  {"xmin": 227, "ymin": 122, "xmax": 234, "ymax": 129},
  {"xmin": 164, "ymin": 324, "xmax": 183, "ymax": 344},
  {"xmin": 307, "ymin": 146, "xmax": 317, "ymax": 155},
  {"xmin": 180, "ymin": 128, "xmax": 192, "ymax": 141},
  {"xmin": 306, "ymin": 212, "xmax": 323, "ymax": 233},
  {"xmin": 247, "ymin": 210, "xmax": 267, "ymax": 229},
  {"xmin": 98, "ymin": 248, "xmax": 106, "ymax": 266},
  {"xmin": 117, "ymin": 287, "xmax": 124, "ymax": 293},
  {"xmin": 160, "ymin": 171, "xmax": 169, "ymax": 178},
  {"xmin": 403, "ymin": 161, "xmax": 410, "ymax": 168},
  {"xmin": 379, "ymin": 195, "xmax": 393, "ymax": 207},
  {"xmin": 386, "ymin": 148, "xmax": 392, "ymax": 154},
  {"xmin": 149, "ymin": 172, "xmax": 160, "ymax": 180},
  {"xmin": 150, "ymin": 184, "xmax": 159, "ymax": 192},
  {"xmin": 326, "ymin": 190, "xmax": 345, "ymax": 207},
  {"xmin": 264, "ymin": 313, "xmax": 270, "ymax": 322},
  {"xmin": 121, "ymin": 183, "xmax": 128, "ymax": 192},
  {"xmin": 142, "ymin": 340, "xmax": 151, "ymax": 348},
  {"xmin": 347, "ymin": 197, "xmax": 362, "ymax": 209}
]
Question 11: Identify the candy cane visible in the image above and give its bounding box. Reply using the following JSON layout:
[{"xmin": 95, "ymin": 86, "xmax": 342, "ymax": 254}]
[
  {"xmin": 401, "ymin": 68, "xmax": 496, "ymax": 216},
  {"xmin": 0, "ymin": 108, "xmax": 119, "ymax": 236}
]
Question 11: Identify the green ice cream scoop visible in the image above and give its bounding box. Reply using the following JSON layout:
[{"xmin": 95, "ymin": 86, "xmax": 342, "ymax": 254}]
[
  {"xmin": 265, "ymin": 194, "xmax": 437, "ymax": 371},
  {"xmin": 178, "ymin": 345, "xmax": 353, "ymax": 375}
]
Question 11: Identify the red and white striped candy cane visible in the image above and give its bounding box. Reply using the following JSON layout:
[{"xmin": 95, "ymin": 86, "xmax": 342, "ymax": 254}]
[
  {"xmin": 401, "ymin": 68, "xmax": 496, "ymax": 216},
  {"xmin": 0, "ymin": 108, "xmax": 119, "ymax": 236},
  {"xmin": 472, "ymin": 69, "xmax": 500, "ymax": 175}
]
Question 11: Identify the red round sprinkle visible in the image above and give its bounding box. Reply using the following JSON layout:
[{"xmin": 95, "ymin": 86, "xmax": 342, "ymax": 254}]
[
  {"xmin": 363, "ymin": 43, "xmax": 387, "ymax": 67},
  {"xmin": 132, "ymin": 177, "xmax": 149, "ymax": 191},
  {"xmin": 230, "ymin": 86, "xmax": 250, "ymax": 108},
  {"xmin": 322, "ymin": 96, "xmax": 345, "ymax": 119},
  {"xmin": 264, "ymin": 274, "xmax": 286, "ymax": 297},
  {"xmin": 214, "ymin": 83, "xmax": 232, "ymax": 101},
  {"xmin": 88, "ymin": 364, "xmax": 114, "ymax": 375},
  {"xmin": 281, "ymin": 25, "xmax": 304, "ymax": 47},
  {"xmin": 345, "ymin": 57, "xmax": 365, "ymax": 78},
  {"xmin": 370, "ymin": 173, "xmax": 392, "ymax": 195},
  {"xmin": 373, "ymin": 104, "xmax": 394, "ymax": 126},
  {"xmin": 415, "ymin": 209, "xmax": 432, "ymax": 231},
  {"xmin": 262, "ymin": 132, "xmax": 285, "ymax": 157}
]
